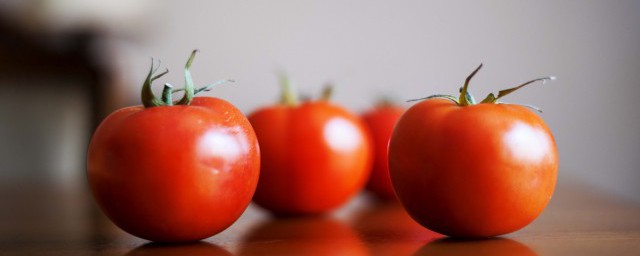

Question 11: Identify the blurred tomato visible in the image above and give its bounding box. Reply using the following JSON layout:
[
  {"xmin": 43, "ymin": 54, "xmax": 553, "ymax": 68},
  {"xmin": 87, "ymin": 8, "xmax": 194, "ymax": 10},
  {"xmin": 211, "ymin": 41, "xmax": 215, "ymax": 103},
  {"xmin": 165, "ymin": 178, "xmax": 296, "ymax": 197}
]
[
  {"xmin": 248, "ymin": 79, "xmax": 372, "ymax": 215},
  {"xmin": 361, "ymin": 102, "xmax": 404, "ymax": 200}
]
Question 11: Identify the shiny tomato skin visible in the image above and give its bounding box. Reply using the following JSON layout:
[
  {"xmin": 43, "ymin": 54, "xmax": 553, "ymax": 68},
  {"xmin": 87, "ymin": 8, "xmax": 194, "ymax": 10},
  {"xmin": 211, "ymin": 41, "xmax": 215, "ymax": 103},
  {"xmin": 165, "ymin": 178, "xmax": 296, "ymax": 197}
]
[
  {"xmin": 87, "ymin": 97, "xmax": 260, "ymax": 242},
  {"xmin": 389, "ymin": 99, "xmax": 558, "ymax": 238},
  {"xmin": 361, "ymin": 105, "xmax": 404, "ymax": 200},
  {"xmin": 249, "ymin": 101, "xmax": 372, "ymax": 215}
]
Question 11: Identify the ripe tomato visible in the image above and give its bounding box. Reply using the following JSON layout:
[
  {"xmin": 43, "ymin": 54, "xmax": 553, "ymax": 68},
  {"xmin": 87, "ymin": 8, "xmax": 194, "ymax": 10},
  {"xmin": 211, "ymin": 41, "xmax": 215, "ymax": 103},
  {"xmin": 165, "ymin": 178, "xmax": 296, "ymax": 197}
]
[
  {"xmin": 361, "ymin": 102, "xmax": 404, "ymax": 200},
  {"xmin": 248, "ymin": 78, "xmax": 372, "ymax": 215},
  {"xmin": 389, "ymin": 64, "xmax": 558, "ymax": 238},
  {"xmin": 87, "ymin": 51, "xmax": 260, "ymax": 242}
]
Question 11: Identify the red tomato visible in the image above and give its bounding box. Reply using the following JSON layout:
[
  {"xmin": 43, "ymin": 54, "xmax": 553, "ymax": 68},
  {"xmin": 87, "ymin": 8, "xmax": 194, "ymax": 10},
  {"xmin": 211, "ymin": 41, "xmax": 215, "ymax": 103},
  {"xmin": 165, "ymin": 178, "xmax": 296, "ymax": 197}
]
[
  {"xmin": 87, "ymin": 51, "xmax": 259, "ymax": 242},
  {"xmin": 389, "ymin": 64, "xmax": 558, "ymax": 238},
  {"xmin": 248, "ymin": 80, "xmax": 372, "ymax": 215},
  {"xmin": 361, "ymin": 103, "xmax": 404, "ymax": 200}
]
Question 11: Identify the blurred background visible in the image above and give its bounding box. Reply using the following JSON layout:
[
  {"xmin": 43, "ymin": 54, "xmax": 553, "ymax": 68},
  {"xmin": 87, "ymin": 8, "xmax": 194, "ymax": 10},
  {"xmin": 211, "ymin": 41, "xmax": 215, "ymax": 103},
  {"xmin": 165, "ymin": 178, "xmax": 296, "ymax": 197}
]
[{"xmin": 0, "ymin": 0, "xmax": 638, "ymax": 202}]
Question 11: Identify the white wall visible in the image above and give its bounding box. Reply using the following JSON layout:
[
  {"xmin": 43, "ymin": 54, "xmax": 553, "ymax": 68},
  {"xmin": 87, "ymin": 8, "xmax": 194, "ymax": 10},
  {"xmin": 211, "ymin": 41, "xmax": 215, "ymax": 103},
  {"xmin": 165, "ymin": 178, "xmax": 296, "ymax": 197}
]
[
  {"xmin": 119, "ymin": 0, "xmax": 640, "ymax": 201},
  {"xmin": 6, "ymin": 1, "xmax": 639, "ymax": 201}
]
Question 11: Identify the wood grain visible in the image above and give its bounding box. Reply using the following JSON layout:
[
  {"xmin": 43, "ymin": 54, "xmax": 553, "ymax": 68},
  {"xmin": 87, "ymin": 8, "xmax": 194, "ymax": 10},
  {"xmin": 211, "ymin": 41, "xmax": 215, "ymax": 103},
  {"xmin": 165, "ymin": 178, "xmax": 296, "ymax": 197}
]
[{"xmin": 0, "ymin": 180, "xmax": 638, "ymax": 255}]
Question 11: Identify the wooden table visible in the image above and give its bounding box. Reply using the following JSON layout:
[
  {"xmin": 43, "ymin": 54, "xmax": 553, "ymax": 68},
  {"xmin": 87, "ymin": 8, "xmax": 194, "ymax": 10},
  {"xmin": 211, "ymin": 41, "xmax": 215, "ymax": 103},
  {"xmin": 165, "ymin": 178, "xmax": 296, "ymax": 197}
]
[{"xmin": 1, "ymin": 180, "xmax": 639, "ymax": 256}]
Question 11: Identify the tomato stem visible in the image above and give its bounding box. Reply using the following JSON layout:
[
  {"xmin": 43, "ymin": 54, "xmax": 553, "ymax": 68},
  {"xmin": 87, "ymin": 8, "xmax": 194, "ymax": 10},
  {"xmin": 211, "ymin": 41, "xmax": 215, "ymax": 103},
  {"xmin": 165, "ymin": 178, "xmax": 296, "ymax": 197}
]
[
  {"xmin": 376, "ymin": 96, "xmax": 397, "ymax": 107},
  {"xmin": 141, "ymin": 59, "xmax": 170, "ymax": 108},
  {"xmin": 408, "ymin": 64, "xmax": 555, "ymax": 112},
  {"xmin": 161, "ymin": 83, "xmax": 174, "ymax": 106},
  {"xmin": 279, "ymin": 73, "xmax": 299, "ymax": 106},
  {"xmin": 140, "ymin": 50, "xmax": 234, "ymax": 108},
  {"xmin": 172, "ymin": 79, "xmax": 235, "ymax": 94},
  {"xmin": 320, "ymin": 83, "xmax": 334, "ymax": 101},
  {"xmin": 407, "ymin": 94, "xmax": 459, "ymax": 104},
  {"xmin": 459, "ymin": 87, "xmax": 476, "ymax": 104},
  {"xmin": 459, "ymin": 64, "xmax": 483, "ymax": 106},
  {"xmin": 480, "ymin": 76, "xmax": 556, "ymax": 104},
  {"xmin": 174, "ymin": 50, "xmax": 198, "ymax": 106}
]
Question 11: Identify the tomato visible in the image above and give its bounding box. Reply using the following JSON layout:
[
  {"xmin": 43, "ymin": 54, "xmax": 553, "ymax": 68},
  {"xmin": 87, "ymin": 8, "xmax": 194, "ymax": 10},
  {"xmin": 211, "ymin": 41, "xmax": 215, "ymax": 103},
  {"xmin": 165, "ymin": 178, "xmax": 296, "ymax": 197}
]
[
  {"xmin": 87, "ymin": 51, "xmax": 260, "ymax": 242},
  {"xmin": 361, "ymin": 102, "xmax": 404, "ymax": 200},
  {"xmin": 389, "ymin": 64, "xmax": 558, "ymax": 238},
  {"xmin": 248, "ymin": 78, "xmax": 372, "ymax": 215}
]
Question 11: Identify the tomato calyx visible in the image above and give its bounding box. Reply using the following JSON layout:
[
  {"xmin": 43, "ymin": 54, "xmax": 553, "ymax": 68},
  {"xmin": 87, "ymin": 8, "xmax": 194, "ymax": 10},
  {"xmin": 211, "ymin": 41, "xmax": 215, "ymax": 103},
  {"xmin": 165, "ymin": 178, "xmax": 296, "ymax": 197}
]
[
  {"xmin": 279, "ymin": 73, "xmax": 300, "ymax": 106},
  {"xmin": 374, "ymin": 97, "xmax": 399, "ymax": 108},
  {"xmin": 278, "ymin": 73, "xmax": 334, "ymax": 106},
  {"xmin": 407, "ymin": 64, "xmax": 556, "ymax": 113},
  {"xmin": 141, "ymin": 50, "xmax": 234, "ymax": 108},
  {"xmin": 320, "ymin": 84, "xmax": 334, "ymax": 101},
  {"xmin": 458, "ymin": 63, "xmax": 483, "ymax": 106},
  {"xmin": 479, "ymin": 76, "xmax": 557, "ymax": 104}
]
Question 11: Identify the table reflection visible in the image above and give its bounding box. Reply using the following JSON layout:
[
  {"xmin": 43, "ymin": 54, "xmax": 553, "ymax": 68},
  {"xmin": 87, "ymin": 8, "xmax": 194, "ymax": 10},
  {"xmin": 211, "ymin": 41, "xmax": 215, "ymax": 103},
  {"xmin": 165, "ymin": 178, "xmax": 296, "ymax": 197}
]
[
  {"xmin": 413, "ymin": 237, "xmax": 537, "ymax": 256},
  {"xmin": 351, "ymin": 199, "xmax": 442, "ymax": 255},
  {"xmin": 238, "ymin": 216, "xmax": 367, "ymax": 255},
  {"xmin": 124, "ymin": 241, "xmax": 231, "ymax": 256},
  {"xmin": 1, "ymin": 180, "xmax": 635, "ymax": 255}
]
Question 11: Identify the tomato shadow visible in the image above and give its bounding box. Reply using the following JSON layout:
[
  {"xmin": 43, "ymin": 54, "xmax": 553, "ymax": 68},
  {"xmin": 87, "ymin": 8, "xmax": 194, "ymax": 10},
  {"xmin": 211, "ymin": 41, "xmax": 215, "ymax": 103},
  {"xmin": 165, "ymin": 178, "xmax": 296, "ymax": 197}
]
[
  {"xmin": 124, "ymin": 241, "xmax": 232, "ymax": 256},
  {"xmin": 413, "ymin": 237, "xmax": 537, "ymax": 256},
  {"xmin": 237, "ymin": 215, "xmax": 367, "ymax": 256}
]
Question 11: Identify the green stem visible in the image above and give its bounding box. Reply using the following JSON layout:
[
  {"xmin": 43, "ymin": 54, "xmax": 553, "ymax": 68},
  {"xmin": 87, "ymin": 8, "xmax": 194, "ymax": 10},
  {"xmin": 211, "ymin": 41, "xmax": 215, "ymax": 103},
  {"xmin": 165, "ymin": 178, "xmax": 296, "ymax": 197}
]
[
  {"xmin": 320, "ymin": 84, "xmax": 333, "ymax": 101},
  {"xmin": 459, "ymin": 87, "xmax": 476, "ymax": 104},
  {"xmin": 480, "ymin": 76, "xmax": 556, "ymax": 103},
  {"xmin": 140, "ymin": 50, "xmax": 231, "ymax": 108},
  {"xmin": 141, "ymin": 59, "xmax": 170, "ymax": 108},
  {"xmin": 459, "ymin": 63, "xmax": 483, "ymax": 106},
  {"xmin": 407, "ymin": 94, "xmax": 459, "ymax": 104},
  {"xmin": 407, "ymin": 65, "xmax": 554, "ymax": 112},
  {"xmin": 161, "ymin": 83, "xmax": 174, "ymax": 106},
  {"xmin": 279, "ymin": 73, "xmax": 299, "ymax": 106},
  {"xmin": 376, "ymin": 96, "xmax": 396, "ymax": 107},
  {"xmin": 172, "ymin": 79, "xmax": 235, "ymax": 94},
  {"xmin": 175, "ymin": 50, "xmax": 198, "ymax": 105}
]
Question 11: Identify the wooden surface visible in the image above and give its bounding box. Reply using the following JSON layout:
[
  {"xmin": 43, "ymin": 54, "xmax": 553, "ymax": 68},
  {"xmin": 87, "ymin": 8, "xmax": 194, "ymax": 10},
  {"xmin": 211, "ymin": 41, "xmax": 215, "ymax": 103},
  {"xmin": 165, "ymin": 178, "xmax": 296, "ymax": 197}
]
[{"xmin": 1, "ymin": 180, "xmax": 639, "ymax": 256}]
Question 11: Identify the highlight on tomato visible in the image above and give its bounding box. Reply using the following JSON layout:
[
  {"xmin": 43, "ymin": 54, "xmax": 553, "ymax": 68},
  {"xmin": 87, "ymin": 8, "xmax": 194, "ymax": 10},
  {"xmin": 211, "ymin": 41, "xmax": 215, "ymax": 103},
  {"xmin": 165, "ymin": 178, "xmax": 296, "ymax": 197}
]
[
  {"xmin": 248, "ymin": 75, "xmax": 372, "ymax": 216},
  {"xmin": 361, "ymin": 100, "xmax": 404, "ymax": 200},
  {"xmin": 389, "ymin": 64, "xmax": 558, "ymax": 238},
  {"xmin": 86, "ymin": 50, "xmax": 260, "ymax": 242}
]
